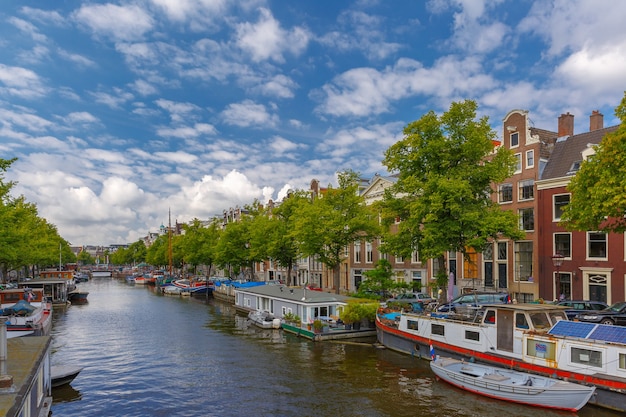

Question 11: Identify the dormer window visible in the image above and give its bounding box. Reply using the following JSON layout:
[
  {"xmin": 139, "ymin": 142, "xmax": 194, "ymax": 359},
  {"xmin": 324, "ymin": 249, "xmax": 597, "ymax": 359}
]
[{"xmin": 567, "ymin": 160, "xmax": 581, "ymax": 175}]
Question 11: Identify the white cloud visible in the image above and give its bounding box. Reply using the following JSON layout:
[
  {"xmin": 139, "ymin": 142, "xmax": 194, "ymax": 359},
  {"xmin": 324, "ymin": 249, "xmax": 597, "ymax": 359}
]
[
  {"xmin": 73, "ymin": 4, "xmax": 154, "ymax": 42},
  {"xmin": 235, "ymin": 8, "xmax": 311, "ymax": 63},
  {"xmin": 19, "ymin": 7, "xmax": 66, "ymax": 27},
  {"xmin": 221, "ymin": 100, "xmax": 279, "ymax": 128},
  {"xmin": 57, "ymin": 49, "xmax": 97, "ymax": 68},
  {"xmin": 156, "ymin": 123, "xmax": 217, "ymax": 138},
  {"xmin": 90, "ymin": 88, "xmax": 134, "ymax": 109},
  {"xmin": 0, "ymin": 64, "xmax": 48, "ymax": 98}
]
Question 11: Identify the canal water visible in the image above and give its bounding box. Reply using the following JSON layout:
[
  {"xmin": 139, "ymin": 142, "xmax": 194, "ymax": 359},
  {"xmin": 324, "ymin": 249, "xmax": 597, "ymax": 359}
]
[{"xmin": 50, "ymin": 279, "xmax": 620, "ymax": 417}]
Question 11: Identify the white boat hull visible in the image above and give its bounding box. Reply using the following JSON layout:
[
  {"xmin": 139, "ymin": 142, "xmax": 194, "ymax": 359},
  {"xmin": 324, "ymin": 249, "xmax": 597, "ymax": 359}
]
[{"xmin": 431, "ymin": 357, "xmax": 595, "ymax": 411}]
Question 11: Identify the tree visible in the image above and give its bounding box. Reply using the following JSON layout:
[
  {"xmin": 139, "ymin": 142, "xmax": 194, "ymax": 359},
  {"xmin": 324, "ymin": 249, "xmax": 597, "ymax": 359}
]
[
  {"xmin": 380, "ymin": 100, "xmax": 523, "ymax": 266},
  {"xmin": 293, "ymin": 170, "xmax": 380, "ymax": 294},
  {"xmin": 356, "ymin": 259, "xmax": 404, "ymax": 300},
  {"xmin": 251, "ymin": 191, "xmax": 309, "ymax": 286},
  {"xmin": 561, "ymin": 92, "xmax": 626, "ymax": 233}
]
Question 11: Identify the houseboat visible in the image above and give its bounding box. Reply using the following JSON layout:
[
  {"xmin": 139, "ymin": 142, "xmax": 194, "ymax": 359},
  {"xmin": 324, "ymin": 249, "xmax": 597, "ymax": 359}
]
[
  {"xmin": 376, "ymin": 303, "xmax": 626, "ymax": 411},
  {"xmin": 235, "ymin": 284, "xmax": 377, "ymax": 340},
  {"xmin": 0, "ymin": 288, "xmax": 52, "ymax": 336},
  {"xmin": 38, "ymin": 269, "xmax": 76, "ymax": 282},
  {"xmin": 18, "ymin": 279, "xmax": 70, "ymax": 306},
  {"xmin": 0, "ymin": 319, "xmax": 52, "ymax": 417}
]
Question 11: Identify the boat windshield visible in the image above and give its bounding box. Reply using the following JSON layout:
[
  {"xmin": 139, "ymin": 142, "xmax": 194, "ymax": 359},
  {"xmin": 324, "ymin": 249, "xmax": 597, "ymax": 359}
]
[
  {"xmin": 548, "ymin": 311, "xmax": 567, "ymax": 325},
  {"xmin": 528, "ymin": 312, "xmax": 552, "ymax": 330}
]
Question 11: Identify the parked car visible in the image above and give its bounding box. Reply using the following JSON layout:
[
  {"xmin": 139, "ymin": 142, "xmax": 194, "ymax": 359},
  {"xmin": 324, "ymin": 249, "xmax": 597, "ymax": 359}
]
[
  {"xmin": 436, "ymin": 292, "xmax": 511, "ymax": 313},
  {"xmin": 386, "ymin": 292, "xmax": 435, "ymax": 306},
  {"xmin": 556, "ymin": 300, "xmax": 608, "ymax": 320},
  {"xmin": 574, "ymin": 301, "xmax": 626, "ymax": 326}
]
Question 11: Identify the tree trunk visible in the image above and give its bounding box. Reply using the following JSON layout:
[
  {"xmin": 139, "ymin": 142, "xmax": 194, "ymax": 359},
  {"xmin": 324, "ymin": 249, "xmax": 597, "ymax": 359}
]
[{"xmin": 333, "ymin": 264, "xmax": 340, "ymax": 294}]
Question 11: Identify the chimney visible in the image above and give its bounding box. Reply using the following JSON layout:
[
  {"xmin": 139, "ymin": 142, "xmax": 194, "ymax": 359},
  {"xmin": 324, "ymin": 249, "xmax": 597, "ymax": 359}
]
[
  {"xmin": 558, "ymin": 112, "xmax": 574, "ymax": 137},
  {"xmin": 589, "ymin": 110, "xmax": 604, "ymax": 131}
]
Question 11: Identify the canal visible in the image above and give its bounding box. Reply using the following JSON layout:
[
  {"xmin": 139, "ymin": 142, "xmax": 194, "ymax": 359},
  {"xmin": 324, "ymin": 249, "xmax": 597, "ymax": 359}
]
[{"xmin": 50, "ymin": 279, "xmax": 620, "ymax": 417}]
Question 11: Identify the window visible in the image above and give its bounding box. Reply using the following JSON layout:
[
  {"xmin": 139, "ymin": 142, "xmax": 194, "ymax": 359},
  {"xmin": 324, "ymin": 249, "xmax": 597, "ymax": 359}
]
[
  {"xmin": 620, "ymin": 353, "xmax": 626, "ymax": 370},
  {"xmin": 518, "ymin": 179, "xmax": 534, "ymax": 201},
  {"xmin": 497, "ymin": 242, "xmax": 507, "ymax": 260},
  {"xmin": 499, "ymin": 183, "xmax": 513, "ymax": 203},
  {"xmin": 571, "ymin": 347, "xmax": 602, "ymax": 368},
  {"xmin": 515, "ymin": 313, "xmax": 529, "ymax": 329},
  {"xmin": 407, "ymin": 320, "xmax": 418, "ymax": 330},
  {"xmin": 519, "ymin": 208, "xmax": 534, "ymax": 231},
  {"xmin": 354, "ymin": 241, "xmax": 361, "ymax": 263},
  {"xmin": 465, "ymin": 330, "xmax": 480, "ymax": 341},
  {"xmin": 395, "ymin": 255, "xmax": 404, "ymax": 263},
  {"xmin": 431, "ymin": 323, "xmax": 445, "ymax": 336},
  {"xmin": 554, "ymin": 233, "xmax": 571, "ymax": 258},
  {"xmin": 515, "ymin": 241, "xmax": 533, "ymax": 281},
  {"xmin": 510, "ymin": 132, "xmax": 519, "ymax": 147},
  {"xmin": 588, "ymin": 232, "xmax": 607, "ymax": 259},
  {"xmin": 366, "ymin": 242, "xmax": 373, "ymax": 263},
  {"xmin": 526, "ymin": 150, "xmax": 534, "ymax": 168},
  {"xmin": 411, "ymin": 249, "xmax": 419, "ymax": 263},
  {"xmin": 514, "ymin": 153, "xmax": 522, "ymax": 173},
  {"xmin": 553, "ymin": 194, "xmax": 570, "ymax": 221}
]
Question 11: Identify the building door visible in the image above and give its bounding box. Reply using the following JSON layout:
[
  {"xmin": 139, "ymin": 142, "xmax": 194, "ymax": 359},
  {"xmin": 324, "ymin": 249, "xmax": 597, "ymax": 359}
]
[
  {"xmin": 498, "ymin": 263, "xmax": 508, "ymax": 289},
  {"xmin": 588, "ymin": 274, "xmax": 607, "ymax": 303}
]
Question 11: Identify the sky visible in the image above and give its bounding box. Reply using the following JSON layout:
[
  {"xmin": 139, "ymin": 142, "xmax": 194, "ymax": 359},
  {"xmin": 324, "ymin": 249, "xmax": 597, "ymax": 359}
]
[{"xmin": 1, "ymin": 0, "xmax": 626, "ymax": 247}]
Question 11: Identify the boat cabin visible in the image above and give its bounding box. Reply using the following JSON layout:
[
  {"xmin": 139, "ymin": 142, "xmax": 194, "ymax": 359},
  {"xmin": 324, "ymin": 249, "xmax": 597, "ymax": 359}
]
[
  {"xmin": 0, "ymin": 288, "xmax": 45, "ymax": 306},
  {"xmin": 18, "ymin": 279, "xmax": 70, "ymax": 305},
  {"xmin": 38, "ymin": 270, "xmax": 75, "ymax": 280}
]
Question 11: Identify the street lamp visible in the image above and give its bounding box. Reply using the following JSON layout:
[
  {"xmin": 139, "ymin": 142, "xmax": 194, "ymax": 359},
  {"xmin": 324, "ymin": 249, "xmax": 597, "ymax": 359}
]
[{"xmin": 552, "ymin": 253, "xmax": 565, "ymax": 300}]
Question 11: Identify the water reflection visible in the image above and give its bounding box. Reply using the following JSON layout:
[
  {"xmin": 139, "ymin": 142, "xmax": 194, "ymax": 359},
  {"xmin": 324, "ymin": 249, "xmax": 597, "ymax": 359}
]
[{"xmin": 52, "ymin": 385, "xmax": 82, "ymax": 403}]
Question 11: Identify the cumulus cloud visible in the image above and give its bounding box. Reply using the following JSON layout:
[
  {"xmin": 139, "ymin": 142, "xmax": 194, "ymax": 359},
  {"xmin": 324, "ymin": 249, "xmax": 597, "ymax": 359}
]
[
  {"xmin": 73, "ymin": 4, "xmax": 154, "ymax": 42},
  {"xmin": 235, "ymin": 8, "xmax": 311, "ymax": 63},
  {"xmin": 221, "ymin": 100, "xmax": 279, "ymax": 128}
]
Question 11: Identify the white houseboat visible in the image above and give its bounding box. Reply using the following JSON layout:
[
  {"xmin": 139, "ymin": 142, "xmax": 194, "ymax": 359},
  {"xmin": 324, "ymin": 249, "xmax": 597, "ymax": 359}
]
[{"xmin": 376, "ymin": 303, "xmax": 626, "ymax": 412}]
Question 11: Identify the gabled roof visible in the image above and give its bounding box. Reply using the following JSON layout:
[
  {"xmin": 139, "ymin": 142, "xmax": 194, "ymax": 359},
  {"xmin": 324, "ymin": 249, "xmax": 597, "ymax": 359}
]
[{"xmin": 540, "ymin": 126, "xmax": 618, "ymax": 180}]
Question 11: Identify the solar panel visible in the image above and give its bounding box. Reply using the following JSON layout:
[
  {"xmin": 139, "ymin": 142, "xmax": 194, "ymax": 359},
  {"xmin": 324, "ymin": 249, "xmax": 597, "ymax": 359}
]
[
  {"xmin": 548, "ymin": 320, "xmax": 596, "ymax": 339},
  {"xmin": 589, "ymin": 325, "xmax": 626, "ymax": 344}
]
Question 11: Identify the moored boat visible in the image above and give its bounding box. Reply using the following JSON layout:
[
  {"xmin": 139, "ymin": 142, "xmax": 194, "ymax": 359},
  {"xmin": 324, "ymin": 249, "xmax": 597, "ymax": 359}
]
[
  {"xmin": 248, "ymin": 310, "xmax": 281, "ymax": 329},
  {"xmin": 51, "ymin": 365, "xmax": 83, "ymax": 388},
  {"xmin": 376, "ymin": 302, "xmax": 626, "ymax": 411},
  {"xmin": 67, "ymin": 289, "xmax": 89, "ymax": 304},
  {"xmin": 430, "ymin": 356, "xmax": 595, "ymax": 411},
  {"xmin": 0, "ymin": 288, "xmax": 52, "ymax": 336}
]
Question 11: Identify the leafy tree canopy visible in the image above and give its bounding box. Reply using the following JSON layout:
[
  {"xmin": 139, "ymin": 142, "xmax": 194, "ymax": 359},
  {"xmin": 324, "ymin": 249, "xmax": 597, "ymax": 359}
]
[
  {"xmin": 561, "ymin": 92, "xmax": 626, "ymax": 233},
  {"xmin": 381, "ymin": 100, "xmax": 523, "ymax": 261}
]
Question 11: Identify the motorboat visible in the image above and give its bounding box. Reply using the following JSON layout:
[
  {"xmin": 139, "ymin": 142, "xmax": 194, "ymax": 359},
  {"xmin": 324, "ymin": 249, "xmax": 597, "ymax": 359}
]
[{"xmin": 248, "ymin": 311, "xmax": 281, "ymax": 329}]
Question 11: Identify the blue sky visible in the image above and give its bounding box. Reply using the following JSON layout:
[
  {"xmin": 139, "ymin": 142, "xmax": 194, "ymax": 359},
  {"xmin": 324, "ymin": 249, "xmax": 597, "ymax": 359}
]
[{"xmin": 1, "ymin": 0, "xmax": 625, "ymax": 246}]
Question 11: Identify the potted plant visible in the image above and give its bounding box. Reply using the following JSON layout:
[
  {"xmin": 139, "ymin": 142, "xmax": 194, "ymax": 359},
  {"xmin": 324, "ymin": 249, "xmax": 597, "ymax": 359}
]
[
  {"xmin": 313, "ymin": 319, "xmax": 323, "ymax": 334},
  {"xmin": 340, "ymin": 306, "xmax": 355, "ymax": 330}
]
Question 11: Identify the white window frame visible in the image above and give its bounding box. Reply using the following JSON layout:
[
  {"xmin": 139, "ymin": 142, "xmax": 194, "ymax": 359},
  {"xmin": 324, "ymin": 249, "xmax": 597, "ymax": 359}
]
[
  {"xmin": 554, "ymin": 233, "xmax": 572, "ymax": 259},
  {"xmin": 587, "ymin": 232, "xmax": 607, "ymax": 260},
  {"xmin": 510, "ymin": 132, "xmax": 519, "ymax": 148},
  {"xmin": 525, "ymin": 149, "xmax": 534, "ymax": 168},
  {"xmin": 518, "ymin": 179, "xmax": 534, "ymax": 201},
  {"xmin": 499, "ymin": 183, "xmax": 513, "ymax": 204},
  {"xmin": 514, "ymin": 153, "xmax": 522, "ymax": 174},
  {"xmin": 354, "ymin": 241, "xmax": 361, "ymax": 263},
  {"xmin": 553, "ymin": 194, "xmax": 570, "ymax": 221},
  {"xmin": 365, "ymin": 241, "xmax": 373, "ymax": 263}
]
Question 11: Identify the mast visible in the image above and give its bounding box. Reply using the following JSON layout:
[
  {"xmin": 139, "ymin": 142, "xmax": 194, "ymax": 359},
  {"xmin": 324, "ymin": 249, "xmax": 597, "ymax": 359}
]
[{"xmin": 168, "ymin": 208, "xmax": 173, "ymax": 277}]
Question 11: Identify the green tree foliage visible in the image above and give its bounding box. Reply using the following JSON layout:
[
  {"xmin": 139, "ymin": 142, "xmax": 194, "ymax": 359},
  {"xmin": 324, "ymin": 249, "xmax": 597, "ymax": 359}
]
[
  {"xmin": 561, "ymin": 92, "xmax": 626, "ymax": 233},
  {"xmin": 356, "ymin": 259, "xmax": 404, "ymax": 300},
  {"xmin": 293, "ymin": 170, "xmax": 380, "ymax": 294},
  {"xmin": 215, "ymin": 217, "xmax": 252, "ymax": 278},
  {"xmin": 251, "ymin": 191, "xmax": 309, "ymax": 286},
  {"xmin": 0, "ymin": 158, "xmax": 73, "ymax": 281},
  {"xmin": 179, "ymin": 218, "xmax": 220, "ymax": 276},
  {"xmin": 77, "ymin": 249, "xmax": 95, "ymax": 265},
  {"xmin": 381, "ymin": 100, "xmax": 524, "ymax": 262}
]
